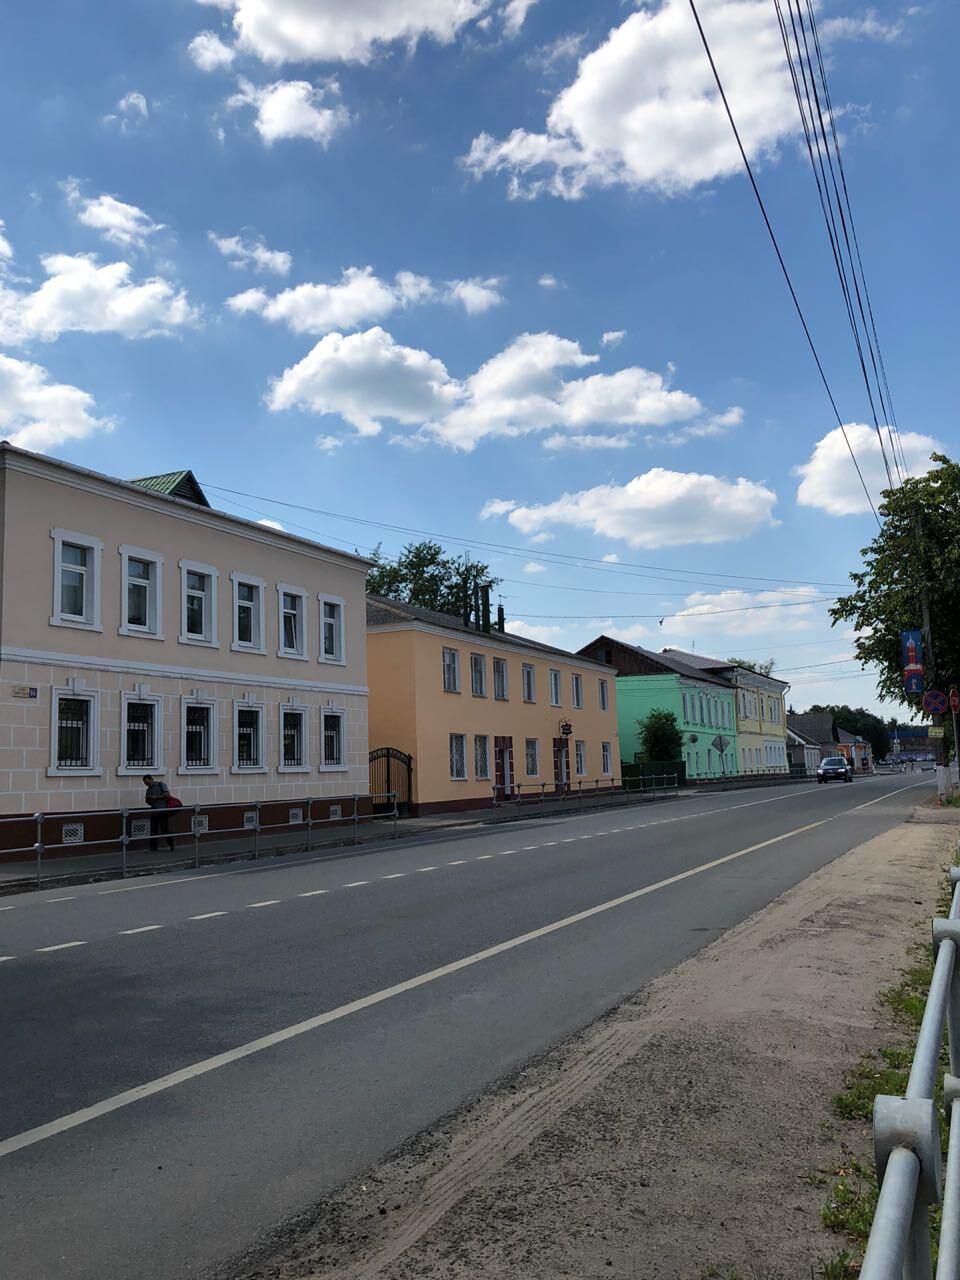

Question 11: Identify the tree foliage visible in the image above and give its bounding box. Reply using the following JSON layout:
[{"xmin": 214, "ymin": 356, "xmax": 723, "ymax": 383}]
[
  {"xmin": 831, "ymin": 454, "xmax": 960, "ymax": 709},
  {"xmin": 807, "ymin": 704, "xmax": 891, "ymax": 760},
  {"xmin": 366, "ymin": 541, "xmax": 502, "ymax": 619},
  {"xmin": 728, "ymin": 656, "xmax": 776, "ymax": 676},
  {"xmin": 636, "ymin": 708, "xmax": 683, "ymax": 762}
]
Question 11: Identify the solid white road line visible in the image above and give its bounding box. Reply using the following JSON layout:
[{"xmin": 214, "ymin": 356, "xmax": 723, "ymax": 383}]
[
  {"xmin": 0, "ymin": 814, "xmax": 828, "ymax": 1161},
  {"xmin": 35, "ymin": 941, "xmax": 87, "ymax": 953},
  {"xmin": 119, "ymin": 926, "xmax": 163, "ymax": 936},
  {"xmin": 298, "ymin": 889, "xmax": 329, "ymax": 897},
  {"xmin": 189, "ymin": 912, "xmax": 227, "ymax": 921},
  {"xmin": 854, "ymin": 781, "xmax": 929, "ymax": 810},
  {"xmin": 343, "ymin": 881, "xmax": 370, "ymax": 888},
  {"xmin": 247, "ymin": 900, "xmax": 280, "ymax": 908}
]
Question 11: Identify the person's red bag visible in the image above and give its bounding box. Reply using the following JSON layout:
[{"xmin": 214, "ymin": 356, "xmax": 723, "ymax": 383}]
[{"xmin": 166, "ymin": 796, "xmax": 183, "ymax": 808}]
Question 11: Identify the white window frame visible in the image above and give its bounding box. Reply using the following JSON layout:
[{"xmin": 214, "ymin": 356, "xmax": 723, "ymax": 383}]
[
  {"xmin": 574, "ymin": 740, "xmax": 586, "ymax": 776},
  {"xmin": 602, "ymin": 741, "xmax": 612, "ymax": 775},
  {"xmin": 231, "ymin": 699, "xmax": 267, "ymax": 774},
  {"xmin": 119, "ymin": 545, "xmax": 164, "ymax": 639},
  {"xmin": 470, "ymin": 653, "xmax": 487, "ymax": 698},
  {"xmin": 179, "ymin": 696, "xmax": 219, "ymax": 775},
  {"xmin": 493, "ymin": 657, "xmax": 508, "ymax": 701},
  {"xmin": 118, "ymin": 691, "xmax": 164, "ymax": 776},
  {"xmin": 549, "ymin": 669, "xmax": 562, "ymax": 707},
  {"xmin": 442, "ymin": 647, "xmax": 461, "ymax": 693},
  {"xmin": 599, "ymin": 678, "xmax": 609, "ymax": 712},
  {"xmin": 279, "ymin": 701, "xmax": 310, "ymax": 773},
  {"xmin": 572, "ymin": 673, "xmax": 583, "ymax": 709},
  {"xmin": 318, "ymin": 593, "xmax": 346, "ymax": 665},
  {"xmin": 522, "ymin": 663, "xmax": 536, "ymax": 704},
  {"xmin": 277, "ymin": 582, "xmax": 308, "ymax": 661},
  {"xmin": 179, "ymin": 559, "xmax": 219, "ymax": 647},
  {"xmin": 48, "ymin": 684, "xmax": 102, "ymax": 777},
  {"xmin": 449, "ymin": 732, "xmax": 467, "ymax": 781},
  {"xmin": 231, "ymin": 573, "xmax": 266, "ymax": 654},
  {"xmin": 50, "ymin": 528, "xmax": 103, "ymax": 631},
  {"xmin": 474, "ymin": 733, "xmax": 490, "ymax": 780},
  {"xmin": 524, "ymin": 737, "xmax": 539, "ymax": 776},
  {"xmin": 319, "ymin": 707, "xmax": 347, "ymax": 771}
]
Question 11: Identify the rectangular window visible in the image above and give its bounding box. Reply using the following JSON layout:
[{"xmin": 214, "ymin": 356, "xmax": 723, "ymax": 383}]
[
  {"xmin": 470, "ymin": 653, "xmax": 487, "ymax": 698},
  {"xmin": 180, "ymin": 560, "xmax": 218, "ymax": 645},
  {"xmin": 235, "ymin": 706, "xmax": 263, "ymax": 769},
  {"xmin": 51, "ymin": 530, "xmax": 103, "ymax": 630},
  {"xmin": 449, "ymin": 732, "xmax": 467, "ymax": 780},
  {"xmin": 575, "ymin": 740, "xmax": 586, "ymax": 775},
  {"xmin": 549, "ymin": 669, "xmax": 562, "ymax": 707},
  {"xmin": 474, "ymin": 734, "xmax": 490, "ymax": 779},
  {"xmin": 699, "ymin": 694, "xmax": 705, "ymax": 723},
  {"xmin": 525, "ymin": 738, "xmax": 539, "ymax": 776},
  {"xmin": 682, "ymin": 692, "xmax": 689, "ymax": 721},
  {"xmin": 282, "ymin": 708, "xmax": 306, "ymax": 769},
  {"xmin": 127, "ymin": 559, "xmax": 150, "ymax": 628},
  {"xmin": 599, "ymin": 678, "xmax": 609, "ymax": 712},
  {"xmin": 522, "ymin": 663, "xmax": 536, "ymax": 703},
  {"xmin": 119, "ymin": 546, "xmax": 163, "ymax": 638},
  {"xmin": 321, "ymin": 710, "xmax": 344, "ymax": 768},
  {"xmin": 572, "ymin": 674, "xmax": 583, "ymax": 709},
  {"xmin": 278, "ymin": 585, "xmax": 307, "ymax": 658},
  {"xmin": 56, "ymin": 696, "xmax": 92, "ymax": 769},
  {"xmin": 442, "ymin": 647, "xmax": 461, "ymax": 693},
  {"xmin": 232, "ymin": 576, "xmax": 264, "ymax": 651},
  {"xmin": 184, "ymin": 703, "xmax": 214, "ymax": 770},
  {"xmin": 124, "ymin": 700, "xmax": 157, "ymax": 769},
  {"xmin": 602, "ymin": 741, "xmax": 612, "ymax": 774},
  {"xmin": 493, "ymin": 658, "xmax": 508, "ymax": 701},
  {"xmin": 319, "ymin": 595, "xmax": 345, "ymax": 663}
]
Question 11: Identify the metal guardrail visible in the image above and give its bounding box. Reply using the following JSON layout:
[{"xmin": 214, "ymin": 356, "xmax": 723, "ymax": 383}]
[
  {"xmin": 489, "ymin": 774, "xmax": 679, "ymax": 819},
  {"xmin": 0, "ymin": 792, "xmax": 398, "ymax": 887},
  {"xmin": 861, "ymin": 845, "xmax": 960, "ymax": 1280}
]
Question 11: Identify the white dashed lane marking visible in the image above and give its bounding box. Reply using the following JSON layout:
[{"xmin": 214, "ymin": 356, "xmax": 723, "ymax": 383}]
[
  {"xmin": 343, "ymin": 881, "xmax": 370, "ymax": 888},
  {"xmin": 190, "ymin": 912, "xmax": 227, "ymax": 921},
  {"xmin": 475, "ymin": 854, "xmax": 494, "ymax": 861},
  {"xmin": 48, "ymin": 896, "xmax": 76, "ymax": 902},
  {"xmin": 298, "ymin": 889, "xmax": 328, "ymax": 897},
  {"xmin": 247, "ymin": 900, "xmax": 281, "ymax": 908},
  {"xmin": 0, "ymin": 956, "xmax": 16, "ymax": 962},
  {"xmin": 36, "ymin": 941, "xmax": 87, "ymax": 953},
  {"xmin": 119, "ymin": 925, "xmax": 163, "ymax": 936},
  {"xmin": 416, "ymin": 866, "xmax": 437, "ymax": 873},
  {"xmin": 382, "ymin": 873, "xmax": 406, "ymax": 880},
  {"xmin": 446, "ymin": 861, "xmax": 467, "ymax": 866}
]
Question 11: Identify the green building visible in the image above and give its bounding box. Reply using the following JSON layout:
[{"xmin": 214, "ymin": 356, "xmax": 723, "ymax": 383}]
[{"xmin": 578, "ymin": 636, "xmax": 739, "ymax": 779}]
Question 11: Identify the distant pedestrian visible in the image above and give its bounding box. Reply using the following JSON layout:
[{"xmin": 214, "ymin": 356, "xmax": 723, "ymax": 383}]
[{"xmin": 143, "ymin": 775, "xmax": 176, "ymax": 853}]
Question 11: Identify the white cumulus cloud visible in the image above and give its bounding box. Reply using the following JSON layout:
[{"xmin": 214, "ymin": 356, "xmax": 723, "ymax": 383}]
[
  {"xmin": 0, "ymin": 353, "xmax": 114, "ymax": 450},
  {"xmin": 465, "ymin": 0, "xmax": 803, "ymax": 198},
  {"xmin": 228, "ymin": 78, "xmax": 350, "ymax": 146},
  {"xmin": 794, "ymin": 424, "xmax": 939, "ymax": 515},
  {"xmin": 668, "ymin": 586, "xmax": 825, "ymax": 635},
  {"xmin": 542, "ymin": 432, "xmax": 633, "ymax": 450},
  {"xmin": 0, "ymin": 220, "xmax": 13, "ymax": 265},
  {"xmin": 522, "ymin": 560, "xmax": 547, "ymax": 574},
  {"xmin": 445, "ymin": 276, "xmax": 503, "ymax": 314},
  {"xmin": 209, "ymin": 231, "xmax": 291, "ymax": 275},
  {"xmin": 484, "ymin": 468, "xmax": 778, "ymax": 548},
  {"xmin": 601, "ymin": 329, "xmax": 625, "ymax": 347},
  {"xmin": 228, "ymin": 266, "xmax": 405, "ymax": 332},
  {"xmin": 538, "ymin": 273, "xmax": 559, "ymax": 288},
  {"xmin": 505, "ymin": 619, "xmax": 566, "ymax": 643},
  {"xmin": 819, "ymin": 11, "xmax": 905, "ymax": 43},
  {"xmin": 63, "ymin": 179, "xmax": 163, "ymax": 249},
  {"xmin": 0, "ymin": 253, "xmax": 198, "ymax": 344},
  {"xmin": 503, "ymin": 0, "xmax": 538, "ymax": 37},
  {"xmin": 189, "ymin": 30, "xmax": 237, "ymax": 70},
  {"xmin": 103, "ymin": 91, "xmax": 149, "ymax": 132}
]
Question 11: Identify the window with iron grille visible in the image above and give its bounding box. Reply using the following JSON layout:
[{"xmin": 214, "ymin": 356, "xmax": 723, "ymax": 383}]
[
  {"xmin": 282, "ymin": 709, "xmax": 305, "ymax": 768},
  {"xmin": 493, "ymin": 658, "xmax": 508, "ymax": 700},
  {"xmin": 442, "ymin": 647, "xmax": 460, "ymax": 693},
  {"xmin": 236, "ymin": 707, "xmax": 262, "ymax": 768},
  {"xmin": 184, "ymin": 704, "xmax": 212, "ymax": 768},
  {"xmin": 522, "ymin": 663, "xmax": 535, "ymax": 703},
  {"xmin": 525, "ymin": 737, "xmax": 539, "ymax": 776},
  {"xmin": 549, "ymin": 669, "xmax": 561, "ymax": 707},
  {"xmin": 57, "ymin": 696, "xmax": 92, "ymax": 769},
  {"xmin": 572, "ymin": 673, "xmax": 583, "ymax": 708},
  {"xmin": 322, "ymin": 710, "xmax": 344, "ymax": 767},
  {"xmin": 470, "ymin": 653, "xmax": 487, "ymax": 698},
  {"xmin": 474, "ymin": 734, "xmax": 490, "ymax": 779},
  {"xmin": 124, "ymin": 701, "xmax": 156, "ymax": 769},
  {"xmin": 599, "ymin": 678, "xmax": 609, "ymax": 712},
  {"xmin": 575, "ymin": 740, "xmax": 586, "ymax": 775},
  {"xmin": 449, "ymin": 733, "xmax": 467, "ymax": 780},
  {"xmin": 602, "ymin": 741, "xmax": 612, "ymax": 774}
]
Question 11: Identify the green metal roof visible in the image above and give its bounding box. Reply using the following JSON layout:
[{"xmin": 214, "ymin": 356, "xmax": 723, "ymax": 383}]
[{"xmin": 129, "ymin": 470, "xmax": 210, "ymax": 507}]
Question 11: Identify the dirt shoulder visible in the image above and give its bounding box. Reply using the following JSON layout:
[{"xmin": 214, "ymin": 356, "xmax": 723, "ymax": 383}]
[{"xmin": 224, "ymin": 821, "xmax": 952, "ymax": 1280}]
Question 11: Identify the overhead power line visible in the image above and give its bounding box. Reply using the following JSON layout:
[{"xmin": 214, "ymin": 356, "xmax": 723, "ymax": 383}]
[
  {"xmin": 512, "ymin": 595, "xmax": 837, "ymax": 621},
  {"xmin": 684, "ymin": 0, "xmax": 881, "ymax": 525}
]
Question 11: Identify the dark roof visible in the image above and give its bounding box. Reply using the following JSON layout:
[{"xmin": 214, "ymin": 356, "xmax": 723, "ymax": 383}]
[
  {"xmin": 787, "ymin": 711, "xmax": 837, "ymax": 745},
  {"xmin": 837, "ymin": 726, "xmax": 869, "ymax": 747},
  {"xmin": 130, "ymin": 470, "xmax": 210, "ymax": 507},
  {"xmin": 366, "ymin": 597, "xmax": 608, "ymax": 667},
  {"xmin": 578, "ymin": 635, "xmax": 733, "ymax": 687},
  {"xmin": 787, "ymin": 724, "xmax": 820, "ymax": 747},
  {"xmin": 662, "ymin": 648, "xmax": 789, "ymax": 688}
]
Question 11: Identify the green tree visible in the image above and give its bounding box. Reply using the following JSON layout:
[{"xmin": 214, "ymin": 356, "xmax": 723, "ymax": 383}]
[
  {"xmin": 366, "ymin": 541, "xmax": 502, "ymax": 619},
  {"xmin": 807, "ymin": 704, "xmax": 891, "ymax": 760},
  {"xmin": 636, "ymin": 708, "xmax": 683, "ymax": 762},
  {"xmin": 831, "ymin": 454, "xmax": 960, "ymax": 707},
  {"xmin": 728, "ymin": 656, "xmax": 776, "ymax": 676}
]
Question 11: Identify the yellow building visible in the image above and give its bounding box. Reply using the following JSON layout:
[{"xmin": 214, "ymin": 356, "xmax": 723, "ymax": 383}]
[{"xmin": 366, "ymin": 597, "xmax": 620, "ymax": 814}]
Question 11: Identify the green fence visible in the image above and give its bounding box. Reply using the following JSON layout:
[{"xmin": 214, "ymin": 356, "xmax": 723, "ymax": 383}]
[{"xmin": 621, "ymin": 759, "xmax": 686, "ymax": 790}]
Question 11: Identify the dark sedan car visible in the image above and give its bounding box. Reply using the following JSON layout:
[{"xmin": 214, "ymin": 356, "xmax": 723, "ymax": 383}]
[{"xmin": 817, "ymin": 755, "xmax": 853, "ymax": 783}]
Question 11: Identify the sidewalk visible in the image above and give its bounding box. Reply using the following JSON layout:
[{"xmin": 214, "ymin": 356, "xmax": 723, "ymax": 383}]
[{"xmin": 220, "ymin": 818, "xmax": 954, "ymax": 1280}]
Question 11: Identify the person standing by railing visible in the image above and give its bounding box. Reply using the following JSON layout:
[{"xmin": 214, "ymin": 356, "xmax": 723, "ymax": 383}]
[{"xmin": 143, "ymin": 775, "xmax": 176, "ymax": 853}]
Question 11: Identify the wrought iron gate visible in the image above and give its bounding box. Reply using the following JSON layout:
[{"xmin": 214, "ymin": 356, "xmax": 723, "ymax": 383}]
[{"xmin": 369, "ymin": 747, "xmax": 413, "ymax": 815}]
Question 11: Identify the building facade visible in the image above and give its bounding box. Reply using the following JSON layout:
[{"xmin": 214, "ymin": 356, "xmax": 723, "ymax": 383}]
[
  {"xmin": 577, "ymin": 637, "xmax": 739, "ymax": 779},
  {"xmin": 787, "ymin": 725, "xmax": 822, "ymax": 775},
  {"xmin": 0, "ymin": 444, "xmax": 370, "ymax": 815},
  {"xmin": 786, "ymin": 711, "xmax": 874, "ymax": 773},
  {"xmin": 367, "ymin": 598, "xmax": 620, "ymax": 814}
]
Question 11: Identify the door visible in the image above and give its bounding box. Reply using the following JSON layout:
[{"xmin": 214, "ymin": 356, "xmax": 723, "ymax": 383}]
[
  {"xmin": 553, "ymin": 737, "xmax": 570, "ymax": 791},
  {"xmin": 368, "ymin": 747, "xmax": 413, "ymax": 815},
  {"xmin": 494, "ymin": 736, "xmax": 514, "ymax": 798}
]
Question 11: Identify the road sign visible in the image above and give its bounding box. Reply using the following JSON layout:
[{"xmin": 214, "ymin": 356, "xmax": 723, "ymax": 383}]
[
  {"xmin": 712, "ymin": 735, "xmax": 730, "ymax": 753},
  {"xmin": 929, "ymin": 726, "xmax": 945, "ymax": 738},
  {"xmin": 951, "ymin": 688, "xmax": 960, "ymax": 714},
  {"xmin": 922, "ymin": 689, "xmax": 948, "ymax": 716}
]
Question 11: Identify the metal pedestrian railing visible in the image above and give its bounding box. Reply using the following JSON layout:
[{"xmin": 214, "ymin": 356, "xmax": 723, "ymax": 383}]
[
  {"xmin": 861, "ymin": 848, "xmax": 960, "ymax": 1279},
  {"xmin": 0, "ymin": 791, "xmax": 398, "ymax": 888},
  {"xmin": 490, "ymin": 773, "xmax": 679, "ymax": 820}
]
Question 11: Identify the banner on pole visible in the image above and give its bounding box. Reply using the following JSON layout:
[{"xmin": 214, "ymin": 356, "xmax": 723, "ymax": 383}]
[{"xmin": 901, "ymin": 629, "xmax": 924, "ymax": 694}]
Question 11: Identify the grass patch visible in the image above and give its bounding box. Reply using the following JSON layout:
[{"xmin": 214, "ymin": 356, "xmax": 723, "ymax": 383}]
[{"xmin": 822, "ymin": 1160, "xmax": 878, "ymax": 1243}]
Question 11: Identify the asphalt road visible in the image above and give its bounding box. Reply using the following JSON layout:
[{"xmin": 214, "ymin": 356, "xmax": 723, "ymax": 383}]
[{"xmin": 0, "ymin": 775, "xmax": 932, "ymax": 1280}]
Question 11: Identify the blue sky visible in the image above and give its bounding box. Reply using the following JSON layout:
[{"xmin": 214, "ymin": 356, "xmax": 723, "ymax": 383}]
[{"xmin": 1, "ymin": 0, "xmax": 955, "ymax": 720}]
